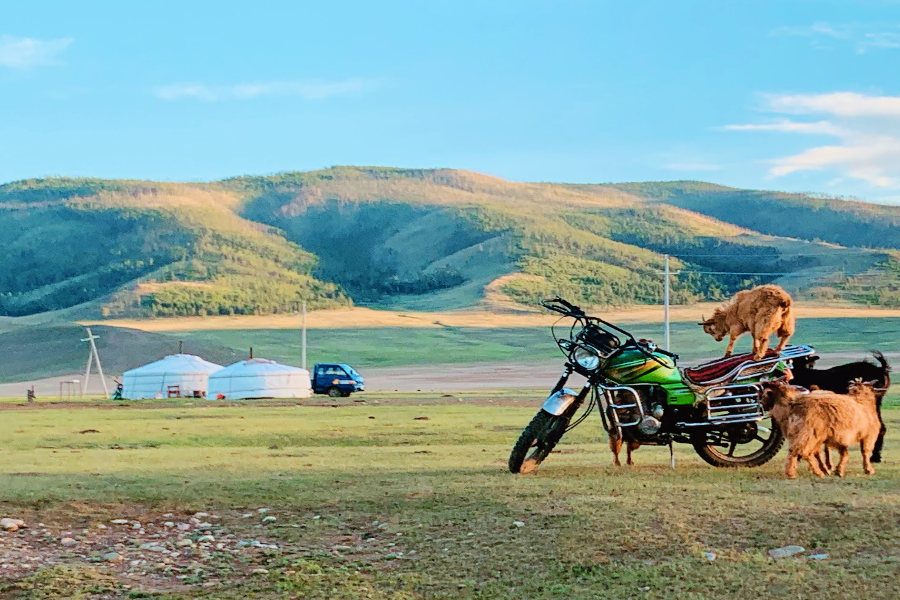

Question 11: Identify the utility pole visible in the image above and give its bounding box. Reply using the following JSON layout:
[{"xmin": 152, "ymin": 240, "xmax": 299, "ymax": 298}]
[
  {"xmin": 301, "ymin": 301, "xmax": 307, "ymax": 370},
  {"xmin": 663, "ymin": 255, "xmax": 671, "ymax": 351},
  {"xmin": 81, "ymin": 327, "xmax": 110, "ymax": 399}
]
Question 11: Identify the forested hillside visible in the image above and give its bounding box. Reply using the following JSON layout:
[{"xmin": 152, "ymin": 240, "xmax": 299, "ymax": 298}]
[
  {"xmin": 2, "ymin": 169, "xmax": 899, "ymax": 318},
  {"xmin": 0, "ymin": 179, "xmax": 348, "ymax": 317}
]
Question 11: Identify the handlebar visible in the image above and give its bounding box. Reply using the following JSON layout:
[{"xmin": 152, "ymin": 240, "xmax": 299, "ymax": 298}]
[
  {"xmin": 542, "ymin": 297, "xmax": 676, "ymax": 366},
  {"xmin": 541, "ymin": 297, "xmax": 585, "ymax": 317}
]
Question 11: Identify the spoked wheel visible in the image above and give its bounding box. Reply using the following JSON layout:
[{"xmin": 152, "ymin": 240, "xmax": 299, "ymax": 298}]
[
  {"xmin": 692, "ymin": 415, "xmax": 784, "ymax": 468},
  {"xmin": 508, "ymin": 410, "xmax": 571, "ymax": 474}
]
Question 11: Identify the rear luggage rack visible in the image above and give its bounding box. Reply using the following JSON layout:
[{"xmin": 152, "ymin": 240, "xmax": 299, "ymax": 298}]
[{"xmin": 704, "ymin": 383, "xmax": 763, "ymax": 424}]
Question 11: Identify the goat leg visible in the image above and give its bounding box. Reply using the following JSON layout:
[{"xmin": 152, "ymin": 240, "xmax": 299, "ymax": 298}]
[
  {"xmin": 805, "ymin": 453, "xmax": 827, "ymax": 478},
  {"xmin": 785, "ymin": 453, "xmax": 799, "ymax": 479},
  {"xmin": 724, "ymin": 335, "xmax": 737, "ymax": 357},
  {"xmin": 872, "ymin": 397, "xmax": 886, "ymax": 463},
  {"xmin": 835, "ymin": 445, "xmax": 850, "ymax": 477},
  {"xmin": 861, "ymin": 437, "xmax": 876, "ymax": 475},
  {"xmin": 609, "ymin": 436, "xmax": 623, "ymax": 467}
]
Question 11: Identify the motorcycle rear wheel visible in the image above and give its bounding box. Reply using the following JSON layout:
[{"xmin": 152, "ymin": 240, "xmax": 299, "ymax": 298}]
[
  {"xmin": 508, "ymin": 410, "xmax": 570, "ymax": 474},
  {"xmin": 691, "ymin": 416, "xmax": 783, "ymax": 468}
]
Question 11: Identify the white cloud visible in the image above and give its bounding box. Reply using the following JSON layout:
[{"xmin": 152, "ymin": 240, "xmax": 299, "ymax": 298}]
[
  {"xmin": 722, "ymin": 119, "xmax": 846, "ymax": 135},
  {"xmin": 155, "ymin": 78, "xmax": 378, "ymax": 102},
  {"xmin": 772, "ymin": 22, "xmax": 900, "ymax": 54},
  {"xmin": 726, "ymin": 92, "xmax": 900, "ymax": 188},
  {"xmin": 0, "ymin": 35, "xmax": 73, "ymax": 69},
  {"xmin": 766, "ymin": 92, "xmax": 900, "ymax": 117}
]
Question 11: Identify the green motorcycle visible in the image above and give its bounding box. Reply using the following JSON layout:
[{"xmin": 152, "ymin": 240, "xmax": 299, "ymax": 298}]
[{"xmin": 509, "ymin": 297, "xmax": 813, "ymax": 474}]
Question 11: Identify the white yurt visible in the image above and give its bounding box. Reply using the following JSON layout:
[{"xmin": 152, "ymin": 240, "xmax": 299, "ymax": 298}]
[
  {"xmin": 207, "ymin": 358, "xmax": 312, "ymax": 400},
  {"xmin": 122, "ymin": 354, "xmax": 224, "ymax": 399}
]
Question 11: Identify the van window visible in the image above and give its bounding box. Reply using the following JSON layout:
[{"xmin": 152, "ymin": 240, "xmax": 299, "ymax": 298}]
[{"xmin": 322, "ymin": 366, "xmax": 348, "ymax": 377}]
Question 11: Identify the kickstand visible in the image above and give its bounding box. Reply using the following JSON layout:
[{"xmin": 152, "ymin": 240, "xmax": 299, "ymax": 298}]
[{"xmin": 669, "ymin": 440, "xmax": 675, "ymax": 470}]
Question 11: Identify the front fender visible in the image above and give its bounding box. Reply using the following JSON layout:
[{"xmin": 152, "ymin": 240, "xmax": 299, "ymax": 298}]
[{"xmin": 542, "ymin": 388, "xmax": 578, "ymax": 416}]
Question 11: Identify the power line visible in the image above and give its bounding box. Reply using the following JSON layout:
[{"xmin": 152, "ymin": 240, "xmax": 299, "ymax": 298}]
[
  {"xmin": 683, "ymin": 271, "xmax": 796, "ymax": 275},
  {"xmin": 657, "ymin": 271, "xmax": 797, "ymax": 276},
  {"xmin": 670, "ymin": 250, "xmax": 885, "ymax": 258}
]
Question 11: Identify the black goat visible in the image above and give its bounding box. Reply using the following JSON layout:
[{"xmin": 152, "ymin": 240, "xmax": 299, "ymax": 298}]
[{"xmin": 791, "ymin": 351, "xmax": 891, "ymax": 462}]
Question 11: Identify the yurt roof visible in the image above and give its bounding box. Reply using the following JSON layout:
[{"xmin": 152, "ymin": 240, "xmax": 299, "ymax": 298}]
[
  {"xmin": 209, "ymin": 358, "xmax": 309, "ymax": 377},
  {"xmin": 124, "ymin": 354, "xmax": 224, "ymax": 376}
]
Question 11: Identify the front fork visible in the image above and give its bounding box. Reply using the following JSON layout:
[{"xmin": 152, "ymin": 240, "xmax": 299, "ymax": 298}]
[
  {"xmin": 541, "ymin": 365, "xmax": 586, "ymax": 416},
  {"xmin": 539, "ymin": 366, "xmax": 648, "ymax": 440}
]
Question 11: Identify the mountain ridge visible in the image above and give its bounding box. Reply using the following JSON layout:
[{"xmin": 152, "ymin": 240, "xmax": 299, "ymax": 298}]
[{"xmin": 3, "ymin": 167, "xmax": 899, "ymax": 318}]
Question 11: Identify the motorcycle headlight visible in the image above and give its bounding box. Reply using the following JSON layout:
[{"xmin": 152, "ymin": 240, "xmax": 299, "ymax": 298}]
[{"xmin": 573, "ymin": 345, "xmax": 601, "ymax": 370}]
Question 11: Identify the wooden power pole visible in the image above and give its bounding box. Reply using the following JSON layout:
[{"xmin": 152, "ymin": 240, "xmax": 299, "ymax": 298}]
[{"xmin": 81, "ymin": 327, "xmax": 110, "ymax": 399}]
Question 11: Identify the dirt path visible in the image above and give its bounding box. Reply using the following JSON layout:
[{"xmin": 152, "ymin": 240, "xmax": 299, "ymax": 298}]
[{"xmin": 81, "ymin": 303, "xmax": 900, "ymax": 332}]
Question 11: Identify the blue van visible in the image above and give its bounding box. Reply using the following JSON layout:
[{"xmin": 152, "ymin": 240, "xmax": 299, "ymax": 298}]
[{"xmin": 312, "ymin": 363, "xmax": 365, "ymax": 397}]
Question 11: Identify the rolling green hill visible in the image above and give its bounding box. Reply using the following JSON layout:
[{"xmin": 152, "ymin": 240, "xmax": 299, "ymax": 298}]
[
  {"xmin": 0, "ymin": 179, "xmax": 349, "ymax": 317},
  {"xmin": 2, "ymin": 168, "xmax": 900, "ymax": 318}
]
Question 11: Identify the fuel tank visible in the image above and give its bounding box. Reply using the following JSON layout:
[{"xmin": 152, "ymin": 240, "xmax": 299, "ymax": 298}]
[
  {"xmin": 605, "ymin": 346, "xmax": 681, "ymax": 385},
  {"xmin": 604, "ymin": 346, "xmax": 695, "ymax": 406}
]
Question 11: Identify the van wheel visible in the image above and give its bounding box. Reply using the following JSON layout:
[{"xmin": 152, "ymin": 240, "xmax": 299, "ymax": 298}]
[{"xmin": 327, "ymin": 387, "xmax": 342, "ymax": 398}]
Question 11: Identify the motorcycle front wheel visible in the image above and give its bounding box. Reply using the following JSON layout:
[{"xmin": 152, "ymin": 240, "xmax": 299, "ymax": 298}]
[
  {"xmin": 508, "ymin": 410, "xmax": 570, "ymax": 474},
  {"xmin": 691, "ymin": 416, "xmax": 784, "ymax": 468}
]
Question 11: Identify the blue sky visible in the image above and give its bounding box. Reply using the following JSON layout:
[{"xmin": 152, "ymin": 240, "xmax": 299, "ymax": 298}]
[{"xmin": 2, "ymin": 1, "xmax": 900, "ymax": 201}]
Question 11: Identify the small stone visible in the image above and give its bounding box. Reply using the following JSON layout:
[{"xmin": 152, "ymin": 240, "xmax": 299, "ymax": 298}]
[
  {"xmin": 197, "ymin": 522, "xmax": 213, "ymax": 528},
  {"xmin": 197, "ymin": 535, "xmax": 215, "ymax": 543},
  {"xmin": 147, "ymin": 546, "xmax": 166, "ymax": 552},
  {"xmin": 702, "ymin": 552, "xmax": 716, "ymax": 561},
  {"xmin": 251, "ymin": 568, "xmax": 269, "ymax": 575},
  {"xmin": 242, "ymin": 513, "xmax": 253, "ymax": 518},
  {"xmin": 0, "ymin": 518, "xmax": 23, "ymax": 532},
  {"xmin": 132, "ymin": 523, "xmax": 142, "ymax": 529},
  {"xmin": 104, "ymin": 551, "xmax": 124, "ymax": 562},
  {"xmin": 258, "ymin": 508, "xmax": 269, "ymax": 514},
  {"xmin": 177, "ymin": 523, "xmax": 191, "ymax": 531},
  {"xmin": 110, "ymin": 519, "xmax": 129, "ymax": 525},
  {"xmin": 176, "ymin": 539, "xmax": 194, "ymax": 547},
  {"xmin": 312, "ymin": 515, "xmax": 320, "ymax": 520},
  {"xmin": 809, "ymin": 553, "xmax": 829, "ymax": 560},
  {"xmin": 194, "ymin": 512, "xmax": 209, "ymax": 518},
  {"xmin": 262, "ymin": 516, "xmax": 276, "ymax": 523},
  {"xmin": 164, "ymin": 522, "xmax": 175, "ymax": 527},
  {"xmin": 767, "ymin": 545, "xmax": 805, "ymax": 559},
  {"xmin": 60, "ymin": 537, "xmax": 77, "ymax": 547},
  {"xmin": 512, "ymin": 521, "xmax": 525, "ymax": 528},
  {"xmin": 96, "ymin": 524, "xmax": 106, "ymax": 530}
]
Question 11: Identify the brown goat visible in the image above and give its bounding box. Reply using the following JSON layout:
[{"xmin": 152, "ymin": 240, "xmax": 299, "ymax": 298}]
[
  {"xmin": 609, "ymin": 433, "xmax": 640, "ymax": 466},
  {"xmin": 761, "ymin": 381, "xmax": 881, "ymax": 479},
  {"xmin": 700, "ymin": 284, "xmax": 795, "ymax": 360}
]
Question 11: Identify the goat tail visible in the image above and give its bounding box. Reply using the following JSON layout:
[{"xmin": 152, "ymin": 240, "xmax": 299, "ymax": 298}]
[{"xmin": 871, "ymin": 350, "xmax": 891, "ymax": 374}]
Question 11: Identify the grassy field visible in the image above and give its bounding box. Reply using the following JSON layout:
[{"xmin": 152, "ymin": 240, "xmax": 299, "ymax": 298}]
[
  {"xmin": 1, "ymin": 394, "xmax": 899, "ymax": 599},
  {"xmin": 176, "ymin": 317, "xmax": 900, "ymax": 369},
  {"xmin": 6, "ymin": 314, "xmax": 900, "ymax": 383}
]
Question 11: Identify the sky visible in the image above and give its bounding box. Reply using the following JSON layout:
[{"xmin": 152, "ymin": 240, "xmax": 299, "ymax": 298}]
[{"xmin": 2, "ymin": 0, "xmax": 900, "ymax": 202}]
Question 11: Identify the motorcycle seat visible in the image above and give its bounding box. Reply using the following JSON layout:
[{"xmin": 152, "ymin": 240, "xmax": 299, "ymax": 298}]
[{"xmin": 684, "ymin": 349, "xmax": 779, "ymax": 386}]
